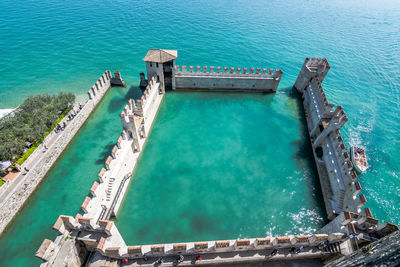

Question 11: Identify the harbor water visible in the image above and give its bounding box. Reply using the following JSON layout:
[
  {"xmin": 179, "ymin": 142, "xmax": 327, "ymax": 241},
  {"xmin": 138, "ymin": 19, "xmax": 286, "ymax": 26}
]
[
  {"xmin": 114, "ymin": 91, "xmax": 325, "ymax": 245},
  {"xmin": 0, "ymin": 0, "xmax": 399, "ymax": 266}
]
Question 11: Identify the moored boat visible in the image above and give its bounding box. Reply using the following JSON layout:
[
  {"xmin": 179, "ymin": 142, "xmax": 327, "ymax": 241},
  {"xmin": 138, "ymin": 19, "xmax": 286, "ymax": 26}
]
[{"xmin": 350, "ymin": 146, "xmax": 368, "ymax": 173}]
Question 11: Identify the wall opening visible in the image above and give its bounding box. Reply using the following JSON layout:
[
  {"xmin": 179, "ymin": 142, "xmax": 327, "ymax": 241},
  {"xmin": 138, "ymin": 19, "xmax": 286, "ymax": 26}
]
[{"xmin": 163, "ymin": 60, "xmax": 173, "ymax": 90}]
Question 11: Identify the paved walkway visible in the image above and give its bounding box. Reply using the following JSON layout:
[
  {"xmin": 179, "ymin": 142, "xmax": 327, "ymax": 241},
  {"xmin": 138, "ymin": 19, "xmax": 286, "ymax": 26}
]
[{"xmin": 0, "ymin": 106, "xmax": 76, "ymax": 195}]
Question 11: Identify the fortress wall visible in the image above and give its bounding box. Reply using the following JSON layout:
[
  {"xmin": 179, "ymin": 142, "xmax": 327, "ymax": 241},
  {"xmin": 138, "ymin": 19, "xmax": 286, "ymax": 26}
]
[
  {"xmin": 79, "ymin": 131, "xmax": 133, "ymax": 220},
  {"xmin": 37, "ymin": 57, "xmax": 400, "ymax": 266},
  {"xmin": 174, "ymin": 65, "xmax": 282, "ymax": 91},
  {"xmin": 297, "ymin": 60, "xmax": 360, "ymax": 219},
  {"xmin": 0, "ymin": 70, "xmax": 125, "ymax": 234},
  {"xmin": 73, "ymin": 76, "xmax": 164, "ymax": 223},
  {"xmin": 41, "ymin": 225, "xmax": 345, "ymax": 266},
  {"xmin": 94, "ymin": 232, "xmax": 347, "ymax": 260},
  {"xmin": 296, "ymin": 58, "xmax": 398, "ymax": 240}
]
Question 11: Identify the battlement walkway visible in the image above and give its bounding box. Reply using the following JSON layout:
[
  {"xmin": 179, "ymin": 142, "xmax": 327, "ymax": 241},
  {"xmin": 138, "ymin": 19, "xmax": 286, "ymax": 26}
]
[{"xmin": 90, "ymin": 247, "xmax": 330, "ymax": 267}]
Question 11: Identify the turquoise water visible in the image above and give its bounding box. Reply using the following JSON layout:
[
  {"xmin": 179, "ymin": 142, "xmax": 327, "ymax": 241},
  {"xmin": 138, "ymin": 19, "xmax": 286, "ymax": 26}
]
[
  {"xmin": 115, "ymin": 91, "xmax": 325, "ymax": 245},
  {"xmin": 0, "ymin": 0, "xmax": 399, "ymax": 265}
]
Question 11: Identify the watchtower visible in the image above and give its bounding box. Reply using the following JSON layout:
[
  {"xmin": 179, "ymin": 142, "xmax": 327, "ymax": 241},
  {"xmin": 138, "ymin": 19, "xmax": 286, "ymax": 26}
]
[{"xmin": 143, "ymin": 49, "xmax": 178, "ymax": 93}]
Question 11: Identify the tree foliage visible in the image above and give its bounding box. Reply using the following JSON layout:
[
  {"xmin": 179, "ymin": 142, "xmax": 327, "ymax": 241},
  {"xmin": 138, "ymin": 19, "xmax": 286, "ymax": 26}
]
[{"xmin": 0, "ymin": 92, "xmax": 75, "ymax": 161}]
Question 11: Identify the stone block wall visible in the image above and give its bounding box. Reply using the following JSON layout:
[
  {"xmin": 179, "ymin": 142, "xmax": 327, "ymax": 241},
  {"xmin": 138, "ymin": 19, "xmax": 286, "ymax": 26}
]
[{"xmin": 174, "ymin": 65, "xmax": 282, "ymax": 92}]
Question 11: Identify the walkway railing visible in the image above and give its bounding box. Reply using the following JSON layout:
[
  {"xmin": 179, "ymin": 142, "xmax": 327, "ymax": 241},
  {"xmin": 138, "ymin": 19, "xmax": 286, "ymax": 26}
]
[{"xmin": 104, "ymin": 172, "xmax": 131, "ymax": 219}]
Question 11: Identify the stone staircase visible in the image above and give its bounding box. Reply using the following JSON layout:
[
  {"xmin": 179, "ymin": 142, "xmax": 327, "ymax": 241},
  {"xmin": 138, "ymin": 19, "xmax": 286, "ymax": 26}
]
[{"xmin": 106, "ymin": 178, "xmax": 115, "ymax": 202}]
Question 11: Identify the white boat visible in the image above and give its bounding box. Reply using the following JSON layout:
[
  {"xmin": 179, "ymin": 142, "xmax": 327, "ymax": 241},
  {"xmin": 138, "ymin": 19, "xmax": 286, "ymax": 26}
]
[{"xmin": 350, "ymin": 146, "xmax": 368, "ymax": 173}]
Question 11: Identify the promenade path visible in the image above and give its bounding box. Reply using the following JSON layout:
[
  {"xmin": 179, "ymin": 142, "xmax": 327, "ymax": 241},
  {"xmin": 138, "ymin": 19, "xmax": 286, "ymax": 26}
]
[{"xmin": 0, "ymin": 103, "xmax": 85, "ymax": 233}]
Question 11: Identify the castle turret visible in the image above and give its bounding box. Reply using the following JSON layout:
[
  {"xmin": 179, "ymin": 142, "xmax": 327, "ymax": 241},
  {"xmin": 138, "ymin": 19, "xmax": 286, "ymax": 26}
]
[
  {"xmin": 143, "ymin": 49, "xmax": 178, "ymax": 93},
  {"xmin": 294, "ymin": 57, "xmax": 330, "ymax": 93}
]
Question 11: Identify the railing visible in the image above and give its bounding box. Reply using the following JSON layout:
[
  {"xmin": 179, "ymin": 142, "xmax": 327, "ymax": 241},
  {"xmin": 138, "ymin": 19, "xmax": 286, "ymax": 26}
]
[
  {"xmin": 97, "ymin": 205, "xmax": 107, "ymax": 223},
  {"xmin": 104, "ymin": 172, "xmax": 131, "ymax": 219}
]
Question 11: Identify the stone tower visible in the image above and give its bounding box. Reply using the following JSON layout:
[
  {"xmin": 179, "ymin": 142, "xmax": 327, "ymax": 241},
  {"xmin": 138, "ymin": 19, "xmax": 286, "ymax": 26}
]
[
  {"xmin": 294, "ymin": 57, "xmax": 330, "ymax": 93},
  {"xmin": 143, "ymin": 49, "xmax": 178, "ymax": 93}
]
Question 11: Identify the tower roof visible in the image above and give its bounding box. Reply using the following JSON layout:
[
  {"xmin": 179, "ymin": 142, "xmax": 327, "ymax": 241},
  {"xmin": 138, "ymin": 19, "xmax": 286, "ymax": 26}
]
[{"xmin": 143, "ymin": 49, "xmax": 177, "ymax": 63}]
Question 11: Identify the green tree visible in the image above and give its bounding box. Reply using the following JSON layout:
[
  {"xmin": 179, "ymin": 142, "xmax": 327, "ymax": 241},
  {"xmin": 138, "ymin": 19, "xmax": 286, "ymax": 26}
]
[{"xmin": 0, "ymin": 92, "xmax": 75, "ymax": 161}]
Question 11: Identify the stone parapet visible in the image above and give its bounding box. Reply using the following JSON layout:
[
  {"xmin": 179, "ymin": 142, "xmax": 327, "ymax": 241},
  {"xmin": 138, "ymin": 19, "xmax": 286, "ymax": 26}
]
[
  {"xmin": 174, "ymin": 65, "xmax": 282, "ymax": 92},
  {"xmin": 35, "ymin": 239, "xmax": 55, "ymax": 262},
  {"xmin": 90, "ymin": 181, "xmax": 99, "ymax": 197},
  {"xmin": 254, "ymin": 237, "xmax": 271, "ymax": 248},
  {"xmin": 127, "ymin": 246, "xmax": 143, "ymax": 257},
  {"xmin": 80, "ymin": 196, "xmax": 91, "ymax": 213},
  {"xmin": 175, "ymin": 65, "xmax": 282, "ymax": 78},
  {"xmin": 99, "ymin": 234, "xmax": 347, "ymax": 259},
  {"xmin": 110, "ymin": 71, "xmax": 126, "ymax": 87}
]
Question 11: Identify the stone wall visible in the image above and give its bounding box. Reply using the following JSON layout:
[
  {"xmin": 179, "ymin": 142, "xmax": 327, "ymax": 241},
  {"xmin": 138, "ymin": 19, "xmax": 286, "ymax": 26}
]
[
  {"xmin": 40, "ymin": 214, "xmax": 348, "ymax": 263},
  {"xmin": 0, "ymin": 71, "xmax": 125, "ymax": 234},
  {"xmin": 295, "ymin": 58, "xmax": 398, "ymax": 247},
  {"xmin": 174, "ymin": 65, "xmax": 282, "ymax": 92},
  {"xmin": 324, "ymin": 230, "xmax": 400, "ymax": 266},
  {"xmin": 76, "ymin": 76, "xmax": 164, "ymax": 224}
]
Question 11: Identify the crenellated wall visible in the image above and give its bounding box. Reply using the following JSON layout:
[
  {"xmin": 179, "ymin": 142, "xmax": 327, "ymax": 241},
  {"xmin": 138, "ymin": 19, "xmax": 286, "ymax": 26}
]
[
  {"xmin": 120, "ymin": 76, "xmax": 161, "ymax": 151},
  {"xmin": 36, "ymin": 58, "xmax": 399, "ymax": 267},
  {"xmin": 75, "ymin": 76, "xmax": 164, "ymax": 226},
  {"xmin": 295, "ymin": 58, "xmax": 398, "ymax": 246},
  {"xmin": 174, "ymin": 65, "xmax": 282, "ymax": 92},
  {"xmin": 95, "ymin": 232, "xmax": 347, "ymax": 259},
  {"xmin": 39, "ymin": 214, "xmax": 348, "ymax": 264}
]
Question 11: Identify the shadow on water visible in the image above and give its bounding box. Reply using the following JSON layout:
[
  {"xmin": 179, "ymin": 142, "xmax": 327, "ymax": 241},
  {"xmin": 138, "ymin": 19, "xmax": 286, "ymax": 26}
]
[
  {"xmin": 108, "ymin": 86, "xmax": 144, "ymax": 113},
  {"xmin": 170, "ymin": 89, "xmax": 275, "ymax": 108},
  {"xmin": 96, "ymin": 143, "xmax": 116, "ymax": 164},
  {"xmin": 284, "ymin": 86, "xmax": 328, "ymax": 222},
  {"xmin": 94, "ymin": 86, "xmax": 145, "ymax": 164}
]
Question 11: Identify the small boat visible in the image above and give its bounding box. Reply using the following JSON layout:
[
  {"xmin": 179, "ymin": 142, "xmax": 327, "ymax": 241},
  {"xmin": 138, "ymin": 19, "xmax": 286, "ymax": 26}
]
[{"xmin": 350, "ymin": 146, "xmax": 368, "ymax": 173}]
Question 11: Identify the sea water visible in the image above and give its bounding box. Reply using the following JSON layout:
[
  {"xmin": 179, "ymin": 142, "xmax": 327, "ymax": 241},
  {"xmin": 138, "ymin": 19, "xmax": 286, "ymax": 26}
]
[
  {"xmin": 0, "ymin": 0, "xmax": 399, "ymax": 266},
  {"xmin": 114, "ymin": 91, "xmax": 325, "ymax": 245}
]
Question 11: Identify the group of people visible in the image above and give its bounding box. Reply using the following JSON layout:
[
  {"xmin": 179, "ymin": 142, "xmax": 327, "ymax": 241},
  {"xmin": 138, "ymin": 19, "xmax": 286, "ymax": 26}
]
[
  {"xmin": 154, "ymin": 254, "xmax": 201, "ymax": 264},
  {"xmin": 289, "ymin": 245, "xmax": 304, "ymax": 254},
  {"xmin": 67, "ymin": 108, "xmax": 79, "ymax": 121},
  {"xmin": 121, "ymin": 254, "xmax": 202, "ymax": 265},
  {"xmin": 55, "ymin": 121, "xmax": 67, "ymax": 133},
  {"xmin": 119, "ymin": 243, "xmax": 340, "ymax": 265}
]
